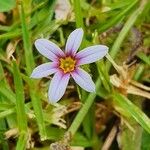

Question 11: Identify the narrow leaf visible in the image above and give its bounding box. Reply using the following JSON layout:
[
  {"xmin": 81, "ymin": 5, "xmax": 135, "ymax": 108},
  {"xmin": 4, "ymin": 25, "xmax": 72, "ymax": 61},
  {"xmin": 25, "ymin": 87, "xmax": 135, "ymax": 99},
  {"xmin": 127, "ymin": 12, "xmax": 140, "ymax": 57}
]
[{"xmin": 113, "ymin": 93, "xmax": 150, "ymax": 134}]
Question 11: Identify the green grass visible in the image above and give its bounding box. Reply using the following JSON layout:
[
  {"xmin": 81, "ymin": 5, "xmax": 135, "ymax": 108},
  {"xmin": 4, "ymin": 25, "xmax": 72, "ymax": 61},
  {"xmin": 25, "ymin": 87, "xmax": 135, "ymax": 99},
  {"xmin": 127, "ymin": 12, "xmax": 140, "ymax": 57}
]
[{"xmin": 0, "ymin": 0, "xmax": 149, "ymax": 149}]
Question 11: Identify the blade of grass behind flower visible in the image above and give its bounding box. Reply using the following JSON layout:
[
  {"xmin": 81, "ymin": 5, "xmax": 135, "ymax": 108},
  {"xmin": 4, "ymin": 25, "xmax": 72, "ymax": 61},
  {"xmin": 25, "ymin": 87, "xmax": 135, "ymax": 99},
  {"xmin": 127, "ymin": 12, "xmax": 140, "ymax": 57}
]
[
  {"xmin": 13, "ymin": 61, "xmax": 27, "ymax": 132},
  {"xmin": 113, "ymin": 93, "xmax": 150, "ymax": 134},
  {"xmin": 98, "ymin": 0, "xmax": 138, "ymax": 33},
  {"xmin": 0, "ymin": 1, "xmax": 55, "ymax": 40},
  {"xmin": 73, "ymin": 0, "xmax": 94, "ymax": 139},
  {"xmin": 133, "ymin": 64, "xmax": 145, "ymax": 81},
  {"xmin": 68, "ymin": 78, "xmax": 101, "ymax": 136},
  {"xmin": 18, "ymin": 1, "xmax": 34, "ymax": 75},
  {"xmin": 137, "ymin": 52, "xmax": 150, "ymax": 65},
  {"xmin": 0, "ymin": 64, "xmax": 16, "ymax": 127},
  {"xmin": 96, "ymin": 60, "xmax": 111, "ymax": 92},
  {"xmin": 16, "ymin": 133, "xmax": 28, "ymax": 150},
  {"xmin": 0, "ymin": 118, "xmax": 9, "ymax": 150},
  {"xmin": 0, "ymin": 62, "xmax": 16, "ymax": 103},
  {"xmin": 106, "ymin": 0, "xmax": 148, "ymax": 71},
  {"xmin": 0, "ymin": 29, "xmax": 21, "ymax": 40},
  {"xmin": 73, "ymin": 0, "xmax": 84, "ymax": 29},
  {"xmin": 0, "ymin": 86, "xmax": 16, "ymax": 104},
  {"xmin": 0, "ymin": 101, "xmax": 32, "ymax": 120},
  {"xmin": 18, "ymin": 1, "xmax": 47, "ymax": 140},
  {"xmin": 0, "ymin": 72, "xmax": 9, "ymax": 150},
  {"xmin": 13, "ymin": 61, "xmax": 28, "ymax": 150}
]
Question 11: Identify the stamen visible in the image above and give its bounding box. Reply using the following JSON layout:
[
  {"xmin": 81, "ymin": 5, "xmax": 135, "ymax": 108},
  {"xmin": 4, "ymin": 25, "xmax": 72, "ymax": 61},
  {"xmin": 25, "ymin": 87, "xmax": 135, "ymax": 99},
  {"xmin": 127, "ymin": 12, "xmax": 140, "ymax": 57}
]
[{"xmin": 59, "ymin": 57, "xmax": 76, "ymax": 73}]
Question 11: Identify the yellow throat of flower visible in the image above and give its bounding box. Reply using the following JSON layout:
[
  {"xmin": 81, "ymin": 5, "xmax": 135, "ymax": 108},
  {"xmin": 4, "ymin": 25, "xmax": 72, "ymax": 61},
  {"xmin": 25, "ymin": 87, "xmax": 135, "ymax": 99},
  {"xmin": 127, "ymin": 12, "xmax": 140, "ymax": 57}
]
[{"xmin": 59, "ymin": 56, "xmax": 76, "ymax": 73}]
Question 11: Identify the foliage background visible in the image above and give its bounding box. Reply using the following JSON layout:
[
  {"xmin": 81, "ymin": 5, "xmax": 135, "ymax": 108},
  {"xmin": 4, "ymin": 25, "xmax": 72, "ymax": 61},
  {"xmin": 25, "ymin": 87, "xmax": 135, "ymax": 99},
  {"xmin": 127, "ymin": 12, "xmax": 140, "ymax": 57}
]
[{"xmin": 0, "ymin": 0, "xmax": 150, "ymax": 149}]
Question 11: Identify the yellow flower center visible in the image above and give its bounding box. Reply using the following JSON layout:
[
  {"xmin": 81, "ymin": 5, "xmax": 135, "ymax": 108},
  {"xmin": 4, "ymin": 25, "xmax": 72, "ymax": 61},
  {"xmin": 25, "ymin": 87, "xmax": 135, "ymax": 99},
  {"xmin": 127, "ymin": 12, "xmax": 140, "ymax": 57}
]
[{"xmin": 59, "ymin": 56, "xmax": 76, "ymax": 73}]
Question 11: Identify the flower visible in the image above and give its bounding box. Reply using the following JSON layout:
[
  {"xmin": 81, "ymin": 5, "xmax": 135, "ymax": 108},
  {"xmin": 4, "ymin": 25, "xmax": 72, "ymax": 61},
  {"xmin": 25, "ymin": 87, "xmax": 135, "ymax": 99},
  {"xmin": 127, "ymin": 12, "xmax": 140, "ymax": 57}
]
[{"xmin": 31, "ymin": 28, "xmax": 108, "ymax": 103}]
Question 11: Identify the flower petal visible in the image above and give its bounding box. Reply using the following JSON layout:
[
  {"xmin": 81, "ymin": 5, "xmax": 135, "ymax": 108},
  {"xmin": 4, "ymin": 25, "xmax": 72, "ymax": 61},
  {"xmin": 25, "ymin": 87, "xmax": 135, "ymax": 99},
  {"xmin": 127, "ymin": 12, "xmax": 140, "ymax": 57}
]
[
  {"xmin": 71, "ymin": 68, "xmax": 95, "ymax": 92},
  {"xmin": 35, "ymin": 39, "xmax": 65, "ymax": 61},
  {"xmin": 76, "ymin": 45, "xmax": 108, "ymax": 65},
  {"xmin": 30, "ymin": 62, "xmax": 58, "ymax": 78},
  {"xmin": 48, "ymin": 72, "xmax": 70, "ymax": 103},
  {"xmin": 65, "ymin": 28, "xmax": 83, "ymax": 56}
]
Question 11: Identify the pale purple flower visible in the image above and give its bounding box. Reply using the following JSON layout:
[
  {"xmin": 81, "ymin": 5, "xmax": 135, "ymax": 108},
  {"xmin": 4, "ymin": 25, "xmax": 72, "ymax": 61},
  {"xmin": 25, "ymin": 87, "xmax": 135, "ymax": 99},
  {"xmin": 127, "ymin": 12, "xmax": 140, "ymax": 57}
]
[{"xmin": 31, "ymin": 28, "xmax": 108, "ymax": 103}]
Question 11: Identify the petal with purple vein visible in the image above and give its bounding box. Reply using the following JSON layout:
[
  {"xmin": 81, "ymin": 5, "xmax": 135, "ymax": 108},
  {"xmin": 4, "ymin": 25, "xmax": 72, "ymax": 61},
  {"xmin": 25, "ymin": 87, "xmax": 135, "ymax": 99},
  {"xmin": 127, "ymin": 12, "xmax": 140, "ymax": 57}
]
[
  {"xmin": 48, "ymin": 72, "xmax": 70, "ymax": 103},
  {"xmin": 76, "ymin": 45, "xmax": 108, "ymax": 65},
  {"xmin": 35, "ymin": 39, "xmax": 65, "ymax": 61},
  {"xmin": 65, "ymin": 28, "xmax": 83, "ymax": 56},
  {"xmin": 71, "ymin": 68, "xmax": 95, "ymax": 92},
  {"xmin": 30, "ymin": 62, "xmax": 58, "ymax": 78}
]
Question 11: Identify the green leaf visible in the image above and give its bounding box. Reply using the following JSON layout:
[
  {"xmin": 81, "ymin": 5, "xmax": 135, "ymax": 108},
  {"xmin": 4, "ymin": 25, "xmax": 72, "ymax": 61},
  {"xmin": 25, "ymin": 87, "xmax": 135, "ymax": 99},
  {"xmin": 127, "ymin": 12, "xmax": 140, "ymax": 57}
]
[
  {"xmin": 0, "ymin": 119, "xmax": 9, "ymax": 150},
  {"xmin": 137, "ymin": 52, "xmax": 150, "ymax": 65},
  {"xmin": 18, "ymin": 1, "xmax": 34, "ymax": 75},
  {"xmin": 98, "ymin": 0, "xmax": 138, "ymax": 33},
  {"xmin": 106, "ymin": 0, "xmax": 148, "ymax": 71},
  {"xmin": 0, "ymin": 0, "xmax": 16, "ymax": 12},
  {"xmin": 73, "ymin": 0, "xmax": 84, "ymax": 28},
  {"xmin": 18, "ymin": 1, "xmax": 47, "ymax": 140},
  {"xmin": 108, "ymin": 0, "xmax": 135, "ymax": 10},
  {"xmin": 113, "ymin": 93, "xmax": 150, "ymax": 134},
  {"xmin": 46, "ymin": 126, "xmax": 92, "ymax": 147},
  {"xmin": 0, "ymin": 108, "xmax": 15, "ymax": 119},
  {"xmin": 96, "ymin": 60, "xmax": 111, "ymax": 92},
  {"xmin": 141, "ymin": 130, "xmax": 150, "ymax": 150},
  {"xmin": 0, "ymin": 62, "xmax": 16, "ymax": 104},
  {"xmin": 133, "ymin": 64, "xmax": 145, "ymax": 81},
  {"xmin": 13, "ymin": 61, "xmax": 28, "ymax": 132},
  {"xmin": 117, "ymin": 123, "xmax": 142, "ymax": 150},
  {"xmin": 16, "ymin": 133, "xmax": 28, "ymax": 150},
  {"xmin": 0, "ymin": 86, "xmax": 16, "ymax": 104},
  {"xmin": 71, "ymin": 132, "xmax": 93, "ymax": 147},
  {"xmin": 68, "ymin": 78, "xmax": 101, "ymax": 136}
]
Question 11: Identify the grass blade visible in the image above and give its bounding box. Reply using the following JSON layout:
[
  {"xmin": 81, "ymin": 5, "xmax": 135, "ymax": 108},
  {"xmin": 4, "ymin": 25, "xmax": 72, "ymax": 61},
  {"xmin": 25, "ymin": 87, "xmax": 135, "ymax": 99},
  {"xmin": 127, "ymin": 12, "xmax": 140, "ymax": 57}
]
[
  {"xmin": 16, "ymin": 133, "xmax": 28, "ymax": 150},
  {"xmin": 113, "ymin": 93, "xmax": 150, "ymax": 134},
  {"xmin": 13, "ymin": 61, "xmax": 27, "ymax": 132},
  {"xmin": 68, "ymin": 78, "xmax": 101, "ymax": 136},
  {"xmin": 18, "ymin": 1, "xmax": 47, "ymax": 140},
  {"xmin": 18, "ymin": 1, "xmax": 34, "ymax": 75},
  {"xmin": 13, "ymin": 61, "xmax": 28, "ymax": 149},
  {"xmin": 98, "ymin": 0, "xmax": 138, "ymax": 32},
  {"xmin": 106, "ymin": 0, "xmax": 148, "ymax": 71},
  {"xmin": 73, "ymin": 0, "xmax": 84, "ymax": 28}
]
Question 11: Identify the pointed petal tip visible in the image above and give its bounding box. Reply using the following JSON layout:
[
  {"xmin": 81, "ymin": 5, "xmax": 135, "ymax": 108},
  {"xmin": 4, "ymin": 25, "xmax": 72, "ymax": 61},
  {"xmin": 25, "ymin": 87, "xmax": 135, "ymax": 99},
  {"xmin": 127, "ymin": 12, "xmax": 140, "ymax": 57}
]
[
  {"xmin": 30, "ymin": 72, "xmax": 36, "ymax": 78},
  {"xmin": 103, "ymin": 45, "xmax": 109, "ymax": 53},
  {"xmin": 87, "ymin": 84, "xmax": 96, "ymax": 93},
  {"xmin": 30, "ymin": 72, "xmax": 42, "ymax": 79},
  {"xmin": 34, "ymin": 38, "xmax": 65, "ymax": 61},
  {"xmin": 71, "ymin": 68, "xmax": 96, "ymax": 93},
  {"xmin": 90, "ymin": 86, "xmax": 96, "ymax": 93},
  {"xmin": 76, "ymin": 45, "xmax": 109, "ymax": 65},
  {"xmin": 48, "ymin": 95, "xmax": 60, "ymax": 104},
  {"xmin": 65, "ymin": 28, "xmax": 84, "ymax": 55},
  {"xmin": 97, "ymin": 45, "xmax": 109, "ymax": 52},
  {"xmin": 34, "ymin": 38, "xmax": 43, "ymax": 46},
  {"xmin": 76, "ymin": 28, "xmax": 83, "ymax": 32},
  {"xmin": 48, "ymin": 72, "xmax": 70, "ymax": 104},
  {"xmin": 30, "ymin": 74, "xmax": 34, "ymax": 78},
  {"xmin": 30, "ymin": 73, "xmax": 40, "ymax": 79},
  {"xmin": 34, "ymin": 39, "xmax": 51, "ymax": 50},
  {"xmin": 30, "ymin": 62, "xmax": 58, "ymax": 79},
  {"xmin": 76, "ymin": 28, "xmax": 84, "ymax": 36},
  {"xmin": 101, "ymin": 46, "xmax": 109, "ymax": 57}
]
